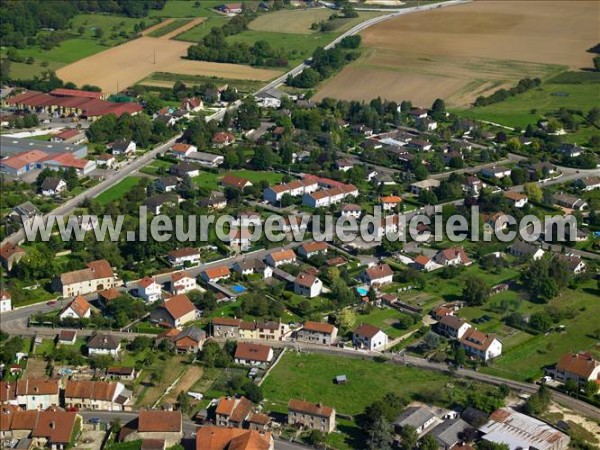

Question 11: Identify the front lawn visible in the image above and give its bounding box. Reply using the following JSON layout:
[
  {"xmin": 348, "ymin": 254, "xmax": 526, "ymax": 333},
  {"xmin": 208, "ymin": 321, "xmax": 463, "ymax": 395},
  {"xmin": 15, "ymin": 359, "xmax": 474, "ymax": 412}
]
[{"xmin": 95, "ymin": 176, "xmax": 141, "ymax": 205}]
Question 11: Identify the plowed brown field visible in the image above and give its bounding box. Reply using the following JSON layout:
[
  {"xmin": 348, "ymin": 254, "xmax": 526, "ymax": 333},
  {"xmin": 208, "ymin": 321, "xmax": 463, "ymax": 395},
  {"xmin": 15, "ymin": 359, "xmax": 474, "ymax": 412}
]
[{"xmin": 314, "ymin": 1, "xmax": 599, "ymax": 107}]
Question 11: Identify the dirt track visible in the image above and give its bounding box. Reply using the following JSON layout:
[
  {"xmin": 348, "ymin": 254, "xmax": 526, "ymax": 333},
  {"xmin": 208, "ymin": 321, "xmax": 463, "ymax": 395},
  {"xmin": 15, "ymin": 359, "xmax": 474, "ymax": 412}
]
[
  {"xmin": 314, "ymin": 0, "xmax": 599, "ymax": 107},
  {"xmin": 57, "ymin": 18, "xmax": 279, "ymax": 94}
]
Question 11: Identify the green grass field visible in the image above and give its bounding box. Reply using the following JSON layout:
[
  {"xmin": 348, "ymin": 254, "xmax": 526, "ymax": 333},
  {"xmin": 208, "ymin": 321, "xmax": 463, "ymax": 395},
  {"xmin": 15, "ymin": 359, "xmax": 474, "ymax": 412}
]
[
  {"xmin": 95, "ymin": 176, "xmax": 142, "ymax": 205},
  {"xmin": 455, "ymin": 72, "xmax": 600, "ymax": 145},
  {"xmin": 69, "ymin": 14, "xmax": 150, "ymax": 41},
  {"xmin": 174, "ymin": 17, "xmax": 229, "ymax": 42},
  {"xmin": 139, "ymin": 159, "xmax": 174, "ymax": 176},
  {"xmin": 149, "ymin": 0, "xmax": 254, "ymax": 18},
  {"xmin": 262, "ymin": 352, "xmax": 451, "ymax": 416},
  {"xmin": 140, "ymin": 72, "xmax": 265, "ymax": 93},
  {"xmin": 229, "ymin": 170, "xmax": 283, "ymax": 184},
  {"xmin": 355, "ymin": 307, "xmax": 418, "ymax": 339},
  {"xmin": 193, "ymin": 171, "xmax": 220, "ymax": 190},
  {"xmin": 147, "ymin": 18, "xmax": 192, "ymax": 37}
]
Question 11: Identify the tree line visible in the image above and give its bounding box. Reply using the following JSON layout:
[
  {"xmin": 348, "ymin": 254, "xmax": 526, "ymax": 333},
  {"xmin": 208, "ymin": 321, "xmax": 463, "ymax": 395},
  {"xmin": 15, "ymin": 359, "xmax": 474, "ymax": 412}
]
[{"xmin": 473, "ymin": 77, "xmax": 541, "ymax": 107}]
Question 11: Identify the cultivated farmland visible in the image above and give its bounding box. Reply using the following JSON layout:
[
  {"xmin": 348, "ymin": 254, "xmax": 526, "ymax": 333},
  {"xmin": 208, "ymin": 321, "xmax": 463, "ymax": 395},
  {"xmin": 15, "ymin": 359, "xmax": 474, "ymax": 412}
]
[
  {"xmin": 56, "ymin": 32, "xmax": 280, "ymax": 94},
  {"xmin": 314, "ymin": 1, "xmax": 599, "ymax": 107}
]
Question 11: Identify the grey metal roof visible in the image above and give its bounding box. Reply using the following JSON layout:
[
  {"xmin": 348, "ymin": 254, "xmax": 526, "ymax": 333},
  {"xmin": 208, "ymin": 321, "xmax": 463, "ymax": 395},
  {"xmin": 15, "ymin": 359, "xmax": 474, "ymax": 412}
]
[
  {"xmin": 0, "ymin": 136, "xmax": 87, "ymax": 157},
  {"xmin": 176, "ymin": 327, "xmax": 206, "ymax": 342},
  {"xmin": 428, "ymin": 418, "xmax": 469, "ymax": 448},
  {"xmin": 394, "ymin": 406, "xmax": 435, "ymax": 429}
]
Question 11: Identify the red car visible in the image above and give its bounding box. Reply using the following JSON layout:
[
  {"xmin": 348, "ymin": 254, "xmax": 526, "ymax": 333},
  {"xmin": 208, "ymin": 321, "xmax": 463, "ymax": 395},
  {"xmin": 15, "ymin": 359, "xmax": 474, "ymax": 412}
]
[{"xmin": 46, "ymin": 300, "xmax": 57, "ymax": 306}]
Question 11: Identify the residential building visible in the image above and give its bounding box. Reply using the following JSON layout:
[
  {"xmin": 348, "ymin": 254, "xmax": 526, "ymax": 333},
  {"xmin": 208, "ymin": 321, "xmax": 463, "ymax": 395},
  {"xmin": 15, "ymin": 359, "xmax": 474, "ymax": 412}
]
[
  {"xmin": 5, "ymin": 408, "xmax": 82, "ymax": 450},
  {"xmin": 427, "ymin": 419, "xmax": 469, "ymax": 450},
  {"xmin": 256, "ymin": 87, "xmax": 286, "ymax": 108},
  {"xmin": 463, "ymin": 175, "xmax": 483, "ymax": 196},
  {"xmin": 302, "ymin": 184, "xmax": 358, "ymax": 208},
  {"xmin": 554, "ymin": 193, "xmax": 588, "ymax": 210},
  {"xmin": 575, "ymin": 176, "xmax": 600, "ymax": 191},
  {"xmin": 152, "ymin": 294, "xmax": 197, "ymax": 328},
  {"xmin": 154, "ymin": 176, "xmax": 178, "ymax": 193},
  {"xmin": 288, "ymin": 399, "xmax": 335, "ymax": 433},
  {"xmin": 408, "ymin": 107, "xmax": 428, "ymax": 119},
  {"xmin": 57, "ymin": 330, "xmax": 77, "ymax": 345},
  {"xmin": 0, "ymin": 243, "xmax": 26, "ymax": 271},
  {"xmin": 0, "ymin": 290, "xmax": 12, "ymax": 313},
  {"xmin": 145, "ymin": 193, "xmax": 180, "ymax": 214},
  {"xmin": 170, "ymin": 162, "xmax": 200, "ymax": 178},
  {"xmin": 460, "ymin": 328, "xmax": 503, "ymax": 360},
  {"xmin": 220, "ymin": 174, "xmax": 252, "ymax": 190},
  {"xmin": 40, "ymin": 177, "xmax": 67, "ymax": 197},
  {"xmin": 234, "ymin": 342, "xmax": 273, "ymax": 366},
  {"xmin": 212, "ymin": 132, "xmax": 235, "ymax": 147},
  {"xmin": 98, "ymin": 287, "xmax": 121, "ymax": 305},
  {"xmin": 87, "ymin": 333, "xmax": 121, "ymax": 357},
  {"xmin": 172, "ymin": 327, "xmax": 206, "ymax": 353},
  {"xmin": 298, "ymin": 241, "xmax": 328, "ymax": 259},
  {"xmin": 64, "ymin": 380, "xmax": 131, "ymax": 411},
  {"xmin": 352, "ymin": 323, "xmax": 388, "ymax": 351},
  {"xmin": 8, "ymin": 202, "xmax": 41, "ymax": 226},
  {"xmin": 51, "ymin": 128, "xmax": 86, "ymax": 144},
  {"xmin": 294, "ymin": 273, "xmax": 323, "ymax": 298},
  {"xmin": 107, "ymin": 366, "xmax": 137, "ymax": 380},
  {"xmin": 59, "ymin": 295, "xmax": 92, "ymax": 320},
  {"xmin": 226, "ymin": 228, "xmax": 252, "ymax": 252},
  {"xmin": 555, "ymin": 254, "xmax": 586, "ymax": 274},
  {"xmin": 263, "ymin": 179, "xmax": 319, "ymax": 203},
  {"xmin": 232, "ymin": 259, "xmax": 272, "ymax": 279},
  {"xmin": 296, "ymin": 321, "xmax": 338, "ymax": 345},
  {"xmin": 394, "ymin": 406, "xmax": 437, "ymax": 434},
  {"xmin": 481, "ymin": 166, "xmax": 512, "ymax": 179},
  {"xmin": 556, "ymin": 143, "xmax": 584, "ymax": 158},
  {"xmin": 503, "ymin": 191, "xmax": 528, "ymax": 208},
  {"xmin": 211, "ymin": 317, "xmax": 242, "ymax": 338},
  {"xmin": 198, "ymin": 191, "xmax": 227, "ymax": 210},
  {"xmin": 167, "ymin": 247, "xmax": 201, "ymax": 267},
  {"xmin": 171, "ymin": 271, "xmax": 198, "ymax": 295},
  {"xmin": 185, "ymin": 152, "xmax": 224, "ymax": 168},
  {"xmin": 359, "ymin": 264, "xmax": 394, "ymax": 286},
  {"xmin": 508, "ymin": 241, "xmax": 545, "ymax": 260},
  {"xmin": 110, "ymin": 139, "xmax": 136, "ymax": 156},
  {"xmin": 15, "ymin": 379, "xmax": 60, "ymax": 410},
  {"xmin": 168, "ymin": 143, "xmax": 197, "ymax": 159},
  {"xmin": 137, "ymin": 277, "xmax": 162, "ymax": 303},
  {"xmin": 53, "ymin": 259, "xmax": 119, "ymax": 297},
  {"xmin": 265, "ymin": 249, "xmax": 296, "ymax": 267},
  {"xmin": 434, "ymin": 247, "xmax": 471, "ymax": 266},
  {"xmin": 410, "ymin": 179, "xmax": 440, "ymax": 195},
  {"xmin": 437, "ymin": 316, "xmax": 472, "ymax": 340},
  {"xmin": 200, "ymin": 265, "xmax": 231, "ymax": 283},
  {"xmin": 479, "ymin": 408, "xmax": 570, "ymax": 450},
  {"xmin": 550, "ymin": 352, "xmax": 600, "ymax": 386},
  {"xmin": 125, "ymin": 410, "xmax": 183, "ymax": 447},
  {"xmin": 195, "ymin": 427, "xmax": 273, "ymax": 450},
  {"xmin": 180, "ymin": 96, "xmax": 203, "ymax": 113},
  {"xmin": 381, "ymin": 195, "xmax": 402, "ymax": 211},
  {"xmin": 215, "ymin": 396, "xmax": 254, "ymax": 428},
  {"xmin": 413, "ymin": 255, "xmax": 437, "ymax": 272},
  {"xmin": 340, "ymin": 204, "xmax": 362, "ymax": 218}
]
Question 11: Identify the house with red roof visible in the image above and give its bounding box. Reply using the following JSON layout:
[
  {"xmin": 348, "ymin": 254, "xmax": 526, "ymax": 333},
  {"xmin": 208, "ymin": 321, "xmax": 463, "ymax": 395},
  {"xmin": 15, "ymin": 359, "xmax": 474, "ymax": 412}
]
[
  {"xmin": 220, "ymin": 174, "xmax": 252, "ymax": 190},
  {"xmin": 460, "ymin": 328, "xmax": 502, "ymax": 361},
  {"xmin": 212, "ymin": 132, "xmax": 235, "ymax": 148},
  {"xmin": 171, "ymin": 271, "xmax": 197, "ymax": 295},
  {"xmin": 0, "ymin": 242, "xmax": 26, "ymax": 271},
  {"xmin": 167, "ymin": 247, "xmax": 201, "ymax": 267},
  {"xmin": 359, "ymin": 263, "xmax": 394, "ymax": 286},
  {"xmin": 234, "ymin": 342, "xmax": 273, "ymax": 366},
  {"xmin": 168, "ymin": 143, "xmax": 197, "ymax": 159},
  {"xmin": 294, "ymin": 273, "xmax": 323, "ymax": 298},
  {"xmin": 137, "ymin": 276, "xmax": 162, "ymax": 303},
  {"xmin": 550, "ymin": 352, "xmax": 600, "ymax": 387},
  {"xmin": 151, "ymin": 294, "xmax": 197, "ymax": 328},
  {"xmin": 59, "ymin": 296, "xmax": 92, "ymax": 320},
  {"xmin": 433, "ymin": 247, "xmax": 471, "ymax": 267},
  {"xmin": 51, "ymin": 128, "xmax": 86, "ymax": 144},
  {"xmin": 201, "ymin": 265, "xmax": 231, "ymax": 283},
  {"xmin": 288, "ymin": 399, "xmax": 336, "ymax": 433}
]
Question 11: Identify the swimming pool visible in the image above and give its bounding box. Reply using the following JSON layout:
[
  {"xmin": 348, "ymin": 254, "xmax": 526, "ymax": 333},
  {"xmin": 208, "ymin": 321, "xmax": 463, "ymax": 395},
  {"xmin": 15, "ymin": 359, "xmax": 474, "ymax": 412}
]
[
  {"xmin": 232, "ymin": 284, "xmax": 246, "ymax": 293},
  {"xmin": 356, "ymin": 287, "xmax": 368, "ymax": 296}
]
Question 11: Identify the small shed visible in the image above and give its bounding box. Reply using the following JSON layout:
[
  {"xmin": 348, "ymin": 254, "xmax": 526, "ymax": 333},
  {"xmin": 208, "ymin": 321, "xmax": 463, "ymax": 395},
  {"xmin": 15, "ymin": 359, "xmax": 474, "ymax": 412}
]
[{"xmin": 335, "ymin": 375, "xmax": 347, "ymax": 385}]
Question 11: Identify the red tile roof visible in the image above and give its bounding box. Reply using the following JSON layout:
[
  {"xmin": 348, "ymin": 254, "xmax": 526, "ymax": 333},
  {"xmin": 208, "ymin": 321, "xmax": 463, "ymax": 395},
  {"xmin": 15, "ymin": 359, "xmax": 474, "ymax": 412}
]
[
  {"xmin": 163, "ymin": 294, "xmax": 195, "ymax": 320},
  {"xmin": 302, "ymin": 321, "xmax": 335, "ymax": 334},
  {"xmin": 138, "ymin": 410, "xmax": 182, "ymax": 433},
  {"xmin": 234, "ymin": 342, "xmax": 272, "ymax": 362},
  {"xmin": 300, "ymin": 241, "xmax": 328, "ymax": 254},
  {"xmin": 268, "ymin": 249, "xmax": 296, "ymax": 262},
  {"xmin": 62, "ymin": 295, "xmax": 91, "ymax": 318},
  {"xmin": 196, "ymin": 427, "xmax": 271, "ymax": 450},
  {"xmin": 288, "ymin": 399, "xmax": 334, "ymax": 418},
  {"xmin": 203, "ymin": 265, "xmax": 231, "ymax": 280},
  {"xmin": 365, "ymin": 263, "xmax": 393, "ymax": 280},
  {"xmin": 50, "ymin": 88, "xmax": 103, "ymax": 99},
  {"xmin": 556, "ymin": 352, "xmax": 600, "ymax": 379},
  {"xmin": 0, "ymin": 243, "xmax": 26, "ymax": 261},
  {"xmin": 353, "ymin": 323, "xmax": 383, "ymax": 339},
  {"xmin": 64, "ymin": 380, "xmax": 116, "ymax": 401},
  {"xmin": 295, "ymin": 272, "xmax": 319, "ymax": 288},
  {"xmin": 31, "ymin": 409, "xmax": 78, "ymax": 444},
  {"xmin": 221, "ymin": 174, "xmax": 250, "ymax": 189}
]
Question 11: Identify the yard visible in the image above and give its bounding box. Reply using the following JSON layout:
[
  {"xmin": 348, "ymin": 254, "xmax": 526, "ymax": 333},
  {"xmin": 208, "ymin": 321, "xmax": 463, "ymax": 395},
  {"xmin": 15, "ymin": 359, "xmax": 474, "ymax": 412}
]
[
  {"xmin": 95, "ymin": 176, "xmax": 142, "ymax": 205},
  {"xmin": 353, "ymin": 306, "xmax": 418, "ymax": 339},
  {"xmin": 262, "ymin": 351, "xmax": 451, "ymax": 416},
  {"xmin": 229, "ymin": 170, "xmax": 283, "ymax": 185},
  {"xmin": 139, "ymin": 159, "xmax": 174, "ymax": 176},
  {"xmin": 193, "ymin": 171, "xmax": 220, "ymax": 190},
  {"xmin": 136, "ymin": 355, "xmax": 188, "ymax": 408}
]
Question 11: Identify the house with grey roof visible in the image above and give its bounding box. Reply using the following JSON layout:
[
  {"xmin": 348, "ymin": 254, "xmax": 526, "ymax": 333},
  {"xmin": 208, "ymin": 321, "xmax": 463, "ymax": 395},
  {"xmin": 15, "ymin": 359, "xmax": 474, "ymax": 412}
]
[
  {"xmin": 426, "ymin": 418, "xmax": 469, "ymax": 449},
  {"xmin": 394, "ymin": 406, "xmax": 437, "ymax": 435}
]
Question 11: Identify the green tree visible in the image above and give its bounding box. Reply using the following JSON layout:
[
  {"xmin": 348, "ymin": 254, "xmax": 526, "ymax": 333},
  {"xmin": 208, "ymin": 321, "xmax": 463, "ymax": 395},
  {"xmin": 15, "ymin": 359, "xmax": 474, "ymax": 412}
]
[
  {"xmin": 582, "ymin": 380, "xmax": 598, "ymax": 397},
  {"xmin": 529, "ymin": 311, "xmax": 553, "ymax": 332},
  {"xmin": 462, "ymin": 276, "xmax": 489, "ymax": 306},
  {"xmin": 524, "ymin": 182, "xmax": 542, "ymax": 202},
  {"xmin": 305, "ymin": 430, "xmax": 326, "ymax": 446},
  {"xmin": 420, "ymin": 434, "xmax": 439, "ymax": 450},
  {"xmin": 564, "ymin": 379, "xmax": 578, "ymax": 395},
  {"xmin": 399, "ymin": 425, "xmax": 418, "ymax": 450},
  {"xmin": 177, "ymin": 391, "xmax": 191, "ymax": 413},
  {"xmin": 366, "ymin": 417, "xmax": 392, "ymax": 450}
]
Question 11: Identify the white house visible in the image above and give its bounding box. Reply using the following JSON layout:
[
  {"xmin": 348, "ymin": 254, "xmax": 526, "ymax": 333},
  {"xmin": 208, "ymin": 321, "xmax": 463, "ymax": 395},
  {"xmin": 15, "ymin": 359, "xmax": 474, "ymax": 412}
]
[
  {"xmin": 381, "ymin": 195, "xmax": 402, "ymax": 211},
  {"xmin": 201, "ymin": 265, "xmax": 231, "ymax": 283},
  {"xmin": 59, "ymin": 296, "xmax": 92, "ymax": 320},
  {"xmin": 504, "ymin": 191, "xmax": 528, "ymax": 208},
  {"xmin": 352, "ymin": 323, "xmax": 389, "ymax": 351},
  {"xmin": 40, "ymin": 177, "xmax": 67, "ymax": 197},
  {"xmin": 298, "ymin": 241, "xmax": 328, "ymax": 259},
  {"xmin": 265, "ymin": 249, "xmax": 296, "ymax": 267},
  {"xmin": 0, "ymin": 290, "xmax": 11, "ymax": 313},
  {"xmin": 234, "ymin": 342, "xmax": 273, "ymax": 366},
  {"xmin": 87, "ymin": 333, "xmax": 122, "ymax": 357},
  {"xmin": 167, "ymin": 247, "xmax": 201, "ymax": 266},
  {"xmin": 551, "ymin": 352, "xmax": 600, "ymax": 386},
  {"xmin": 171, "ymin": 271, "xmax": 198, "ymax": 295},
  {"xmin": 232, "ymin": 259, "xmax": 272, "ymax": 279},
  {"xmin": 359, "ymin": 264, "xmax": 394, "ymax": 286},
  {"xmin": 481, "ymin": 166, "xmax": 512, "ymax": 179},
  {"xmin": 340, "ymin": 204, "xmax": 362, "ymax": 218},
  {"xmin": 15, "ymin": 379, "xmax": 60, "ymax": 410},
  {"xmin": 226, "ymin": 228, "xmax": 252, "ymax": 252},
  {"xmin": 437, "ymin": 315, "xmax": 472, "ymax": 340},
  {"xmin": 111, "ymin": 139, "xmax": 136, "ymax": 156},
  {"xmin": 294, "ymin": 273, "xmax": 323, "ymax": 298},
  {"xmin": 137, "ymin": 276, "xmax": 162, "ymax": 303},
  {"xmin": 169, "ymin": 143, "xmax": 197, "ymax": 159},
  {"xmin": 508, "ymin": 242, "xmax": 545, "ymax": 260},
  {"xmin": 460, "ymin": 328, "xmax": 503, "ymax": 360}
]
